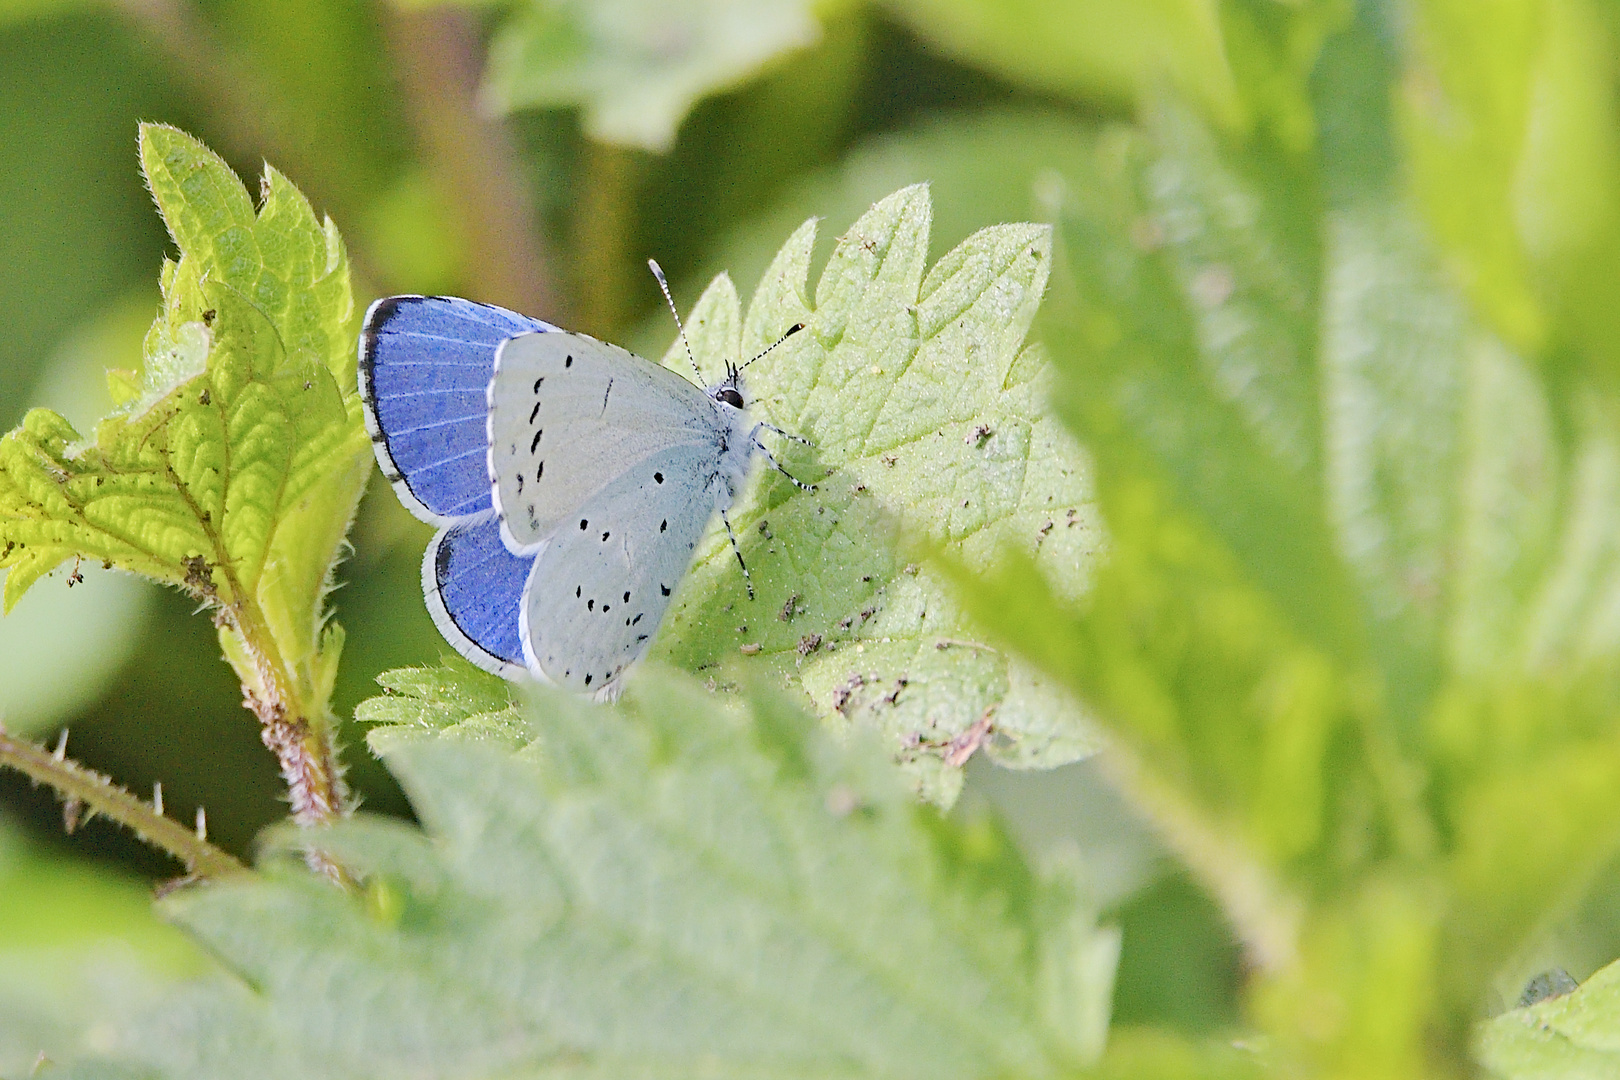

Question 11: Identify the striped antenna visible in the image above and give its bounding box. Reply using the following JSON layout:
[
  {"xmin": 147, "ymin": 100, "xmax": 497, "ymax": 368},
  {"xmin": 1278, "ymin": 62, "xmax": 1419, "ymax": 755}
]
[
  {"xmin": 739, "ymin": 322, "xmax": 805, "ymax": 374},
  {"xmin": 648, "ymin": 260, "xmax": 703, "ymax": 383}
]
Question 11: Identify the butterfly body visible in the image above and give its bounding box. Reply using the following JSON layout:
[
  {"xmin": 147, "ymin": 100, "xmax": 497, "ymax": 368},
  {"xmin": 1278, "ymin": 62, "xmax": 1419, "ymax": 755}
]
[{"xmin": 359, "ymin": 293, "xmax": 784, "ymax": 696}]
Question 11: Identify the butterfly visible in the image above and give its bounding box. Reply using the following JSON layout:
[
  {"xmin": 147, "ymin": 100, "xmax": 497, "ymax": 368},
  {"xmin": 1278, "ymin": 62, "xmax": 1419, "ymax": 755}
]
[{"xmin": 358, "ymin": 261, "xmax": 810, "ymax": 696}]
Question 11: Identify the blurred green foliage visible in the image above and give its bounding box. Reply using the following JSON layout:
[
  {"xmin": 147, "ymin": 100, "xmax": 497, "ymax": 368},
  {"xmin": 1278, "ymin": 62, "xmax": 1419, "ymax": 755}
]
[{"xmin": 3, "ymin": 0, "xmax": 1620, "ymax": 1077}]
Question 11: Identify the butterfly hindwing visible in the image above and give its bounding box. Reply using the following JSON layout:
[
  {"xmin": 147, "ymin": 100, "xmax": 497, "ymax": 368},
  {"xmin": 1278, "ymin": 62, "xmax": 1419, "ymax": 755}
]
[
  {"xmin": 422, "ymin": 512, "xmax": 537, "ymax": 678},
  {"xmin": 521, "ymin": 443, "xmax": 722, "ymax": 693},
  {"xmin": 489, "ymin": 331, "xmax": 718, "ymax": 552},
  {"xmin": 360, "ymin": 296, "xmax": 554, "ymax": 522}
]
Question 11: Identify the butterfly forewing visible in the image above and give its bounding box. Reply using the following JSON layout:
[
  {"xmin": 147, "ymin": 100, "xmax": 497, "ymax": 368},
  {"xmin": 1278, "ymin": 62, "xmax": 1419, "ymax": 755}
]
[
  {"xmin": 489, "ymin": 331, "xmax": 717, "ymax": 552},
  {"xmin": 360, "ymin": 296, "xmax": 553, "ymax": 522},
  {"xmin": 521, "ymin": 443, "xmax": 722, "ymax": 693}
]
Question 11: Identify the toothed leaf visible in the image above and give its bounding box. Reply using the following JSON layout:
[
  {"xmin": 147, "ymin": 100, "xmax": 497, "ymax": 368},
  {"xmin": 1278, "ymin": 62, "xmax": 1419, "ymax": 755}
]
[{"xmin": 653, "ymin": 186, "xmax": 1099, "ymax": 804}]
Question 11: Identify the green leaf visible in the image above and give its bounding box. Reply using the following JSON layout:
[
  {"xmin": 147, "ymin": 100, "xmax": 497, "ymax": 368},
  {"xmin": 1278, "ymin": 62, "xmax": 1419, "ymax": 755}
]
[
  {"xmin": 1048, "ymin": 103, "xmax": 1360, "ymax": 663},
  {"xmin": 1010, "ymin": 11, "xmax": 1620, "ymax": 1071},
  {"xmin": 1479, "ymin": 959, "xmax": 1620, "ymax": 1078},
  {"xmin": 0, "ymin": 299, "xmax": 158, "ymax": 735},
  {"xmin": 486, "ymin": 0, "xmax": 820, "ymax": 153},
  {"xmin": 0, "ymin": 822, "xmax": 205, "ymax": 1076},
  {"xmin": 0, "ymin": 124, "xmax": 371, "ymax": 737},
  {"xmin": 645, "ymin": 186, "xmax": 1097, "ymax": 803},
  {"xmin": 356, "ymin": 662, "xmax": 529, "ymax": 753},
  {"xmin": 47, "ymin": 667, "xmax": 1117, "ymax": 1078},
  {"xmin": 1400, "ymin": 0, "xmax": 1620, "ymax": 363},
  {"xmin": 876, "ymin": 0, "xmax": 1242, "ymax": 128}
]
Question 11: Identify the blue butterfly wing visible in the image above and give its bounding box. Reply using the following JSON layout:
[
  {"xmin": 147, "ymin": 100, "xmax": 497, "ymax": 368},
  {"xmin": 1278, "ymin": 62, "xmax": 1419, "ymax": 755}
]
[
  {"xmin": 422, "ymin": 512, "xmax": 537, "ymax": 678},
  {"xmin": 359, "ymin": 295, "xmax": 556, "ymax": 522}
]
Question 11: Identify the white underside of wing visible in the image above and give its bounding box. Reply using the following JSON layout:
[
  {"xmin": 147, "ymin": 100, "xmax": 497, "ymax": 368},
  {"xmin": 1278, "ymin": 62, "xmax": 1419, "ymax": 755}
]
[
  {"xmin": 518, "ymin": 442, "xmax": 730, "ymax": 695},
  {"xmin": 488, "ymin": 330, "xmax": 719, "ymax": 556}
]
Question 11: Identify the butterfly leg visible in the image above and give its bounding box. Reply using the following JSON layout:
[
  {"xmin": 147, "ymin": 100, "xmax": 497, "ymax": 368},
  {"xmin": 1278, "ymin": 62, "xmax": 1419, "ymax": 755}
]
[
  {"xmin": 720, "ymin": 507, "xmax": 755, "ymax": 600},
  {"xmin": 756, "ymin": 420, "xmax": 812, "ymax": 447},
  {"xmin": 752, "ymin": 434, "xmax": 818, "ymax": 493}
]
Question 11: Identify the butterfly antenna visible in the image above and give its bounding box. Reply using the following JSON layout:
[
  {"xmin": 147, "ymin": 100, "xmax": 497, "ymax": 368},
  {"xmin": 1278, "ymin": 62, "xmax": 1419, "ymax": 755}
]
[
  {"xmin": 648, "ymin": 259, "xmax": 704, "ymax": 383},
  {"xmin": 738, "ymin": 322, "xmax": 806, "ymax": 374}
]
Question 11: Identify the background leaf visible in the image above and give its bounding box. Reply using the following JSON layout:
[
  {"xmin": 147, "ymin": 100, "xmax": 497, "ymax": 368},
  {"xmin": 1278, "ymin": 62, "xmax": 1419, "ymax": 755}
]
[
  {"xmin": 486, "ymin": 0, "xmax": 821, "ymax": 152},
  {"xmin": 39, "ymin": 666, "xmax": 1117, "ymax": 1079}
]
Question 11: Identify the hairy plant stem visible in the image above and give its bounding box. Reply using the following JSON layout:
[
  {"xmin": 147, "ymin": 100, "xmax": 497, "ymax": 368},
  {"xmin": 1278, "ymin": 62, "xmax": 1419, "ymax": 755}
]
[
  {"xmin": 219, "ymin": 597, "xmax": 346, "ymax": 829},
  {"xmin": 218, "ymin": 600, "xmax": 351, "ymax": 885},
  {"xmin": 172, "ymin": 451, "xmax": 351, "ymax": 832},
  {"xmin": 0, "ymin": 728, "xmax": 245, "ymax": 879}
]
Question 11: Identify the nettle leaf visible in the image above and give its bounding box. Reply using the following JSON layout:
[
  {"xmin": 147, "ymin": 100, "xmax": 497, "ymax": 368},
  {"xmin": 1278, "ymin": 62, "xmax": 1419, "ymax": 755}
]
[
  {"xmin": 486, "ymin": 0, "xmax": 820, "ymax": 152},
  {"xmin": 0, "ymin": 124, "xmax": 371, "ymax": 719},
  {"xmin": 356, "ymin": 663, "xmax": 528, "ymax": 753},
  {"xmin": 1029, "ymin": 109, "xmax": 1380, "ymax": 876},
  {"xmin": 1478, "ymin": 959, "xmax": 1620, "ymax": 1078},
  {"xmin": 62, "ymin": 667, "xmax": 1117, "ymax": 1079},
  {"xmin": 650, "ymin": 186, "xmax": 1099, "ymax": 804}
]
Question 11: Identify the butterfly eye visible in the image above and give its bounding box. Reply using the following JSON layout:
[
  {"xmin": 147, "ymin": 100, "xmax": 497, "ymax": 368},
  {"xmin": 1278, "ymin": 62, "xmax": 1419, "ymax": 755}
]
[{"xmin": 717, "ymin": 387, "xmax": 745, "ymax": 409}]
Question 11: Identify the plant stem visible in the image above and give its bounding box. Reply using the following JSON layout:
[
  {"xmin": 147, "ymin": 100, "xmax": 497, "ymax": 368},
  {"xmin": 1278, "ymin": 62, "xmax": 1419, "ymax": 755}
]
[
  {"xmin": 574, "ymin": 139, "xmax": 647, "ymax": 339},
  {"xmin": 172, "ymin": 462, "xmax": 350, "ymax": 830},
  {"xmin": 219, "ymin": 596, "xmax": 348, "ymax": 829},
  {"xmin": 0, "ymin": 728, "xmax": 245, "ymax": 879}
]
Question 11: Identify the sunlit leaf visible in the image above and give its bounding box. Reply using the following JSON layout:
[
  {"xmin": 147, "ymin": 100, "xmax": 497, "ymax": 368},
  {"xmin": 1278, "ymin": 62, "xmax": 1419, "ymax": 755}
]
[
  {"xmin": 648, "ymin": 186, "xmax": 1098, "ymax": 803},
  {"xmin": 1400, "ymin": 0, "xmax": 1620, "ymax": 363},
  {"xmin": 0, "ymin": 124, "xmax": 371, "ymax": 734}
]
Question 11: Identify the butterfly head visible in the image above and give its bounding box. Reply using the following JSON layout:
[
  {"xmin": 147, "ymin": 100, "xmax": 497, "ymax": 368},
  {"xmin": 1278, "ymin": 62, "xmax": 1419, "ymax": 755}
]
[{"xmin": 710, "ymin": 364, "xmax": 748, "ymax": 410}]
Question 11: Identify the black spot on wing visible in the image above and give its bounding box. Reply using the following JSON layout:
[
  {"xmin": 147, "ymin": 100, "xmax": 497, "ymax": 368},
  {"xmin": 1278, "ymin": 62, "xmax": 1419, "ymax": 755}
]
[{"xmin": 434, "ymin": 538, "xmax": 453, "ymax": 586}]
